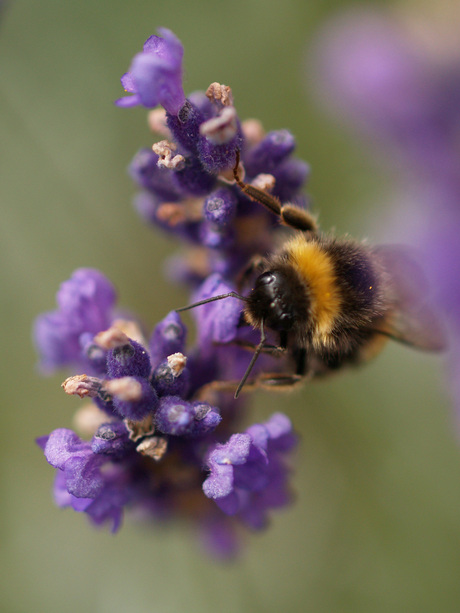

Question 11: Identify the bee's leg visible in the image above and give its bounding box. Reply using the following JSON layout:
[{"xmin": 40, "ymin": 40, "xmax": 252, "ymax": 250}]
[
  {"xmin": 222, "ymin": 338, "xmax": 287, "ymax": 357},
  {"xmin": 194, "ymin": 372, "xmax": 304, "ymax": 401},
  {"xmin": 233, "ymin": 150, "xmax": 317, "ymax": 233},
  {"xmin": 256, "ymin": 372, "xmax": 305, "ymax": 390},
  {"xmin": 193, "ymin": 378, "xmax": 260, "ymax": 401}
]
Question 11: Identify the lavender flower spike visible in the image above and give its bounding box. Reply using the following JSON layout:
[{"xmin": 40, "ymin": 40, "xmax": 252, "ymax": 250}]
[
  {"xmin": 37, "ymin": 28, "xmax": 305, "ymax": 557},
  {"xmin": 116, "ymin": 28, "xmax": 186, "ymax": 115}
]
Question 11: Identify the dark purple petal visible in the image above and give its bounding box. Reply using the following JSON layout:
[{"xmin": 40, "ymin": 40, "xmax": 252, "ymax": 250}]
[
  {"xmin": 166, "ymin": 100, "xmax": 203, "ymax": 152},
  {"xmin": 129, "ymin": 149, "xmax": 183, "ymax": 200},
  {"xmin": 149, "ymin": 311, "xmax": 187, "ymax": 368},
  {"xmin": 154, "ymin": 396, "xmax": 194, "ymax": 436},
  {"xmin": 84, "ymin": 482, "xmax": 129, "ymax": 533},
  {"xmin": 188, "ymin": 401, "xmax": 221, "ymax": 437},
  {"xmin": 197, "ymin": 130, "xmax": 243, "ymax": 173},
  {"xmin": 214, "ymin": 491, "xmax": 241, "ymax": 515},
  {"xmin": 107, "ymin": 339, "xmax": 151, "ymax": 379},
  {"xmin": 91, "ymin": 422, "xmax": 134, "ymax": 456},
  {"xmin": 199, "ymin": 222, "xmax": 235, "ymax": 250},
  {"xmin": 112, "ymin": 377, "xmax": 159, "ymax": 421},
  {"xmin": 151, "ymin": 359, "xmax": 191, "ymax": 397},
  {"xmin": 271, "ymin": 158, "xmax": 310, "ymax": 203},
  {"xmin": 203, "ymin": 188, "xmax": 238, "ymax": 227},
  {"xmin": 245, "ymin": 130, "xmax": 296, "ymax": 176},
  {"xmin": 171, "ymin": 155, "xmax": 216, "ymax": 196}
]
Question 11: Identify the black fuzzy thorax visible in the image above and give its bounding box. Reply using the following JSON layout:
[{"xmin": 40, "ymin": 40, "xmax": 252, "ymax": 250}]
[{"xmin": 245, "ymin": 255, "xmax": 311, "ymax": 340}]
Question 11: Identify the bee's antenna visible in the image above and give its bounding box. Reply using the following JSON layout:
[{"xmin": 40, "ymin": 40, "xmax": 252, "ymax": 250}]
[
  {"xmin": 234, "ymin": 320, "xmax": 266, "ymax": 399},
  {"xmin": 176, "ymin": 291, "xmax": 247, "ymax": 313}
]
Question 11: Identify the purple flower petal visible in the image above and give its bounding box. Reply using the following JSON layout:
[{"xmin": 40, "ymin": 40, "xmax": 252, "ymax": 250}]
[
  {"xmin": 116, "ymin": 28, "xmax": 185, "ymax": 115},
  {"xmin": 192, "ymin": 274, "xmax": 243, "ymax": 347},
  {"xmin": 34, "ymin": 269, "xmax": 116, "ymax": 373},
  {"xmin": 43, "ymin": 429, "xmax": 88, "ymax": 470}
]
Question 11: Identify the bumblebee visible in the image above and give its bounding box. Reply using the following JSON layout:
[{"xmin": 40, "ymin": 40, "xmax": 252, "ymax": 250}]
[{"xmin": 179, "ymin": 152, "xmax": 445, "ymax": 398}]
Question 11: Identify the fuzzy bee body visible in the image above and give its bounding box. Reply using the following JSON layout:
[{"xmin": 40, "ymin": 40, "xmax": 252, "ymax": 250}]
[
  {"xmin": 244, "ymin": 232, "xmax": 391, "ymax": 377},
  {"xmin": 178, "ymin": 152, "xmax": 444, "ymax": 397}
]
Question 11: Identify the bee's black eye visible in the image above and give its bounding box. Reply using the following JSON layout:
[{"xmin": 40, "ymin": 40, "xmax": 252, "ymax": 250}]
[
  {"xmin": 257, "ymin": 272, "xmax": 276, "ymax": 287},
  {"xmin": 248, "ymin": 270, "xmax": 301, "ymax": 332}
]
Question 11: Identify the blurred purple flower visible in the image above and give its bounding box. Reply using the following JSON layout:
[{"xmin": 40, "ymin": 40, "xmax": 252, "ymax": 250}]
[
  {"xmin": 312, "ymin": 10, "xmax": 460, "ymax": 184},
  {"xmin": 312, "ymin": 8, "xmax": 460, "ymax": 419},
  {"xmin": 33, "ymin": 268, "xmax": 116, "ymax": 373}
]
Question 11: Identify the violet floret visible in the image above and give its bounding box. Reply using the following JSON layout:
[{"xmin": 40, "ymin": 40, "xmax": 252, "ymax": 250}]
[{"xmin": 116, "ymin": 28, "xmax": 186, "ymax": 115}]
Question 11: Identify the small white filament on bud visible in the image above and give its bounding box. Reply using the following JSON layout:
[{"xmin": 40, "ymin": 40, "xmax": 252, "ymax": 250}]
[
  {"xmin": 136, "ymin": 436, "xmax": 168, "ymax": 461},
  {"xmin": 94, "ymin": 327, "xmax": 130, "ymax": 350},
  {"xmin": 206, "ymin": 82, "xmax": 234, "ymax": 107},
  {"xmin": 152, "ymin": 140, "xmax": 185, "ymax": 170},
  {"xmin": 252, "ymin": 173, "xmax": 276, "ymax": 192},
  {"xmin": 156, "ymin": 197, "xmax": 204, "ymax": 226},
  {"xmin": 241, "ymin": 119, "xmax": 265, "ymax": 146},
  {"xmin": 62, "ymin": 374, "xmax": 102, "ymax": 398},
  {"xmin": 104, "ymin": 377, "xmax": 143, "ymax": 402},
  {"xmin": 111, "ymin": 319, "xmax": 147, "ymax": 347},
  {"xmin": 166, "ymin": 352, "xmax": 187, "ymax": 377},
  {"xmin": 73, "ymin": 403, "xmax": 115, "ymax": 438},
  {"xmin": 147, "ymin": 108, "xmax": 171, "ymax": 137},
  {"xmin": 200, "ymin": 106, "xmax": 238, "ymax": 145},
  {"xmin": 124, "ymin": 414, "xmax": 155, "ymax": 442}
]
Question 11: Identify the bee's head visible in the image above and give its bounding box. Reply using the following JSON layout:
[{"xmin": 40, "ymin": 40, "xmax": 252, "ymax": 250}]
[{"xmin": 245, "ymin": 268, "xmax": 310, "ymax": 334}]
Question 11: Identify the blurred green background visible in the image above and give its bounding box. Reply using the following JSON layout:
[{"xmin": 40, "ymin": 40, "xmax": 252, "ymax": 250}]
[{"xmin": 2, "ymin": 1, "xmax": 460, "ymax": 611}]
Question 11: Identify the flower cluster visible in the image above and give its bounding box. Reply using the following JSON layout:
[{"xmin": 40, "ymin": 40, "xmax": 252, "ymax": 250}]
[
  {"xmin": 117, "ymin": 28, "xmax": 309, "ymax": 283},
  {"xmin": 35, "ymin": 28, "xmax": 309, "ymax": 556}
]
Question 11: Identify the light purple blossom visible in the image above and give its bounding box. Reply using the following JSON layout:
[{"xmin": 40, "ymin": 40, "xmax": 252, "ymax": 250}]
[
  {"xmin": 116, "ymin": 28, "xmax": 186, "ymax": 115},
  {"xmin": 34, "ymin": 268, "xmax": 116, "ymax": 373},
  {"xmin": 312, "ymin": 8, "xmax": 460, "ymax": 420},
  {"xmin": 203, "ymin": 413, "xmax": 296, "ymax": 525}
]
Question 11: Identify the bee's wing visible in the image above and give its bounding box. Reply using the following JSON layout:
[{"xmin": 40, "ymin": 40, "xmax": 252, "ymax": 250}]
[{"xmin": 372, "ymin": 245, "xmax": 446, "ymax": 351}]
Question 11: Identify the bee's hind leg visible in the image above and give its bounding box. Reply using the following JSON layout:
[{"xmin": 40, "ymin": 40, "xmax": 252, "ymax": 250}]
[
  {"xmin": 193, "ymin": 371, "xmax": 305, "ymax": 402},
  {"xmin": 233, "ymin": 150, "xmax": 318, "ymax": 233},
  {"xmin": 256, "ymin": 372, "xmax": 305, "ymax": 390}
]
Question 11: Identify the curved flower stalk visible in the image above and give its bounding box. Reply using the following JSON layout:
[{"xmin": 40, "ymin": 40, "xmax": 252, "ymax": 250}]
[{"xmin": 34, "ymin": 28, "xmax": 311, "ymax": 557}]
